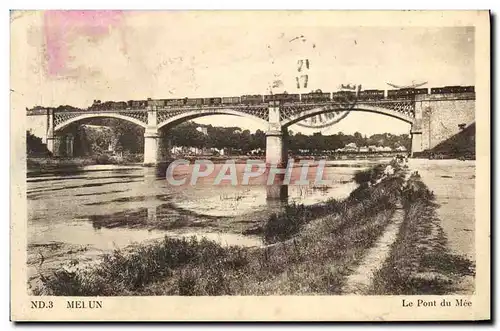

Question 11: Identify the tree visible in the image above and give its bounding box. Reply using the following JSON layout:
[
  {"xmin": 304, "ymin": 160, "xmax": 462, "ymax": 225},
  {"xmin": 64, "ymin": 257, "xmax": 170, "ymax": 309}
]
[{"xmin": 26, "ymin": 131, "xmax": 48, "ymax": 155}]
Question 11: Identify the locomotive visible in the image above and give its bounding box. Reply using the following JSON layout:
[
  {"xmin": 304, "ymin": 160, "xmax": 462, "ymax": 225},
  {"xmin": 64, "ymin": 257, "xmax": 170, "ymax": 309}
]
[{"xmin": 332, "ymin": 90, "xmax": 357, "ymax": 102}]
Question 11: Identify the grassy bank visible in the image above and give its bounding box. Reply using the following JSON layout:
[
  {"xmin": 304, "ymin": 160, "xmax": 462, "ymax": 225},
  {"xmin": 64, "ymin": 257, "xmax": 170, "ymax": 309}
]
[
  {"xmin": 33, "ymin": 162, "xmax": 405, "ymax": 296},
  {"xmin": 370, "ymin": 173, "xmax": 475, "ymax": 295}
]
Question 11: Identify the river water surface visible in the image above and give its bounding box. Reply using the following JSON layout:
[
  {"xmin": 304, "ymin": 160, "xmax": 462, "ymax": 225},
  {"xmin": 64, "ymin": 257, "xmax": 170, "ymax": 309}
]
[{"xmin": 28, "ymin": 160, "xmax": 389, "ymax": 252}]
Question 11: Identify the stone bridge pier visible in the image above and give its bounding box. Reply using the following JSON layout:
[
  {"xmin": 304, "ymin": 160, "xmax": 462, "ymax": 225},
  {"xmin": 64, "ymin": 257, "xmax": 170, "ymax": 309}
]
[
  {"xmin": 143, "ymin": 106, "xmax": 169, "ymax": 166},
  {"xmin": 45, "ymin": 110, "xmax": 76, "ymax": 157},
  {"xmin": 143, "ymin": 130, "xmax": 170, "ymax": 166},
  {"xmin": 265, "ymin": 101, "xmax": 288, "ymax": 167}
]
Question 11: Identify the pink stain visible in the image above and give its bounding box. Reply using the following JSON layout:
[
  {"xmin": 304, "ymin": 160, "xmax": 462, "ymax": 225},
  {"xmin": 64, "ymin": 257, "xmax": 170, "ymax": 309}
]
[{"xmin": 43, "ymin": 10, "xmax": 124, "ymax": 76}]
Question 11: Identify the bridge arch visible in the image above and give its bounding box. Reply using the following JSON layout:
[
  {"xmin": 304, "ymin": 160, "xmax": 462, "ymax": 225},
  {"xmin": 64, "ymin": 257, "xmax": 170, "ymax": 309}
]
[
  {"xmin": 157, "ymin": 109, "xmax": 269, "ymax": 130},
  {"xmin": 54, "ymin": 113, "xmax": 148, "ymax": 132},
  {"xmin": 281, "ymin": 104, "xmax": 415, "ymax": 128}
]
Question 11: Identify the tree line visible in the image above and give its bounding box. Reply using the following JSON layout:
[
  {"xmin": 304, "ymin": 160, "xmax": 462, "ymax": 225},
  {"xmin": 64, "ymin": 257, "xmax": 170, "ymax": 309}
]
[
  {"xmin": 166, "ymin": 122, "xmax": 411, "ymax": 154},
  {"xmin": 28, "ymin": 120, "xmax": 411, "ymax": 156}
]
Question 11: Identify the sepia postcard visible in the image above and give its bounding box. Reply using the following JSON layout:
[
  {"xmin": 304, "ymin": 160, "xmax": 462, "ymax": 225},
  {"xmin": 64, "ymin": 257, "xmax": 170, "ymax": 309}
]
[{"xmin": 10, "ymin": 10, "xmax": 490, "ymax": 321}]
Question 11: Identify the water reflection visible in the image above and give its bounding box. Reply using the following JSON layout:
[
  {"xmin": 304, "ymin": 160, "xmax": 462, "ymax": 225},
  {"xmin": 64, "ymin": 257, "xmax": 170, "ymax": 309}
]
[
  {"xmin": 88, "ymin": 202, "xmax": 230, "ymax": 231},
  {"xmin": 266, "ymin": 174, "xmax": 289, "ymax": 212}
]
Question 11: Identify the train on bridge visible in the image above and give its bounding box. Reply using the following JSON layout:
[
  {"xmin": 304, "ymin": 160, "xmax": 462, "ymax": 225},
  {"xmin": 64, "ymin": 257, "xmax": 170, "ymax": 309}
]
[{"xmin": 84, "ymin": 85, "xmax": 474, "ymax": 112}]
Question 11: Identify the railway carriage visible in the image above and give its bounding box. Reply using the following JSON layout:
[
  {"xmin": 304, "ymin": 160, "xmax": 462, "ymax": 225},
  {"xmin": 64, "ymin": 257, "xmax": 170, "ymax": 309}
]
[
  {"xmin": 358, "ymin": 89, "xmax": 384, "ymax": 101},
  {"xmin": 147, "ymin": 99, "xmax": 165, "ymax": 108},
  {"xmin": 263, "ymin": 93, "xmax": 300, "ymax": 103},
  {"xmin": 301, "ymin": 90, "xmax": 331, "ymax": 102},
  {"xmin": 387, "ymin": 88, "xmax": 427, "ymax": 100},
  {"xmin": 263, "ymin": 94, "xmax": 273, "ymax": 103},
  {"xmin": 278, "ymin": 93, "xmax": 300, "ymax": 103},
  {"xmin": 165, "ymin": 99, "xmax": 185, "ymax": 107},
  {"xmin": 203, "ymin": 97, "xmax": 222, "ymax": 106},
  {"xmin": 241, "ymin": 95, "xmax": 264, "ymax": 104},
  {"xmin": 393, "ymin": 88, "xmax": 414, "ymax": 99},
  {"xmin": 332, "ymin": 90, "xmax": 356, "ymax": 102},
  {"xmin": 414, "ymin": 88, "xmax": 429, "ymax": 95},
  {"xmin": 431, "ymin": 86, "xmax": 475, "ymax": 94},
  {"xmin": 387, "ymin": 89, "xmax": 399, "ymax": 99},
  {"xmin": 221, "ymin": 96, "xmax": 241, "ymax": 105},
  {"xmin": 128, "ymin": 100, "xmax": 148, "ymax": 109},
  {"xmin": 111, "ymin": 101, "xmax": 128, "ymax": 110},
  {"xmin": 185, "ymin": 98, "xmax": 204, "ymax": 106}
]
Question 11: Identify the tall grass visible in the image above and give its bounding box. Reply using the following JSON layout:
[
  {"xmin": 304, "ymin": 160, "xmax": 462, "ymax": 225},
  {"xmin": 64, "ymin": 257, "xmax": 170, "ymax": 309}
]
[
  {"xmin": 262, "ymin": 162, "xmax": 402, "ymax": 244},
  {"xmin": 34, "ymin": 237, "xmax": 249, "ymax": 296},
  {"xmin": 263, "ymin": 200, "xmax": 342, "ymax": 244}
]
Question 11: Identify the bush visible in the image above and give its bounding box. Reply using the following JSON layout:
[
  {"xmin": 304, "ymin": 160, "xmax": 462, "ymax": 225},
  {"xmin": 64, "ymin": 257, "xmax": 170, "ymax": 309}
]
[
  {"xmin": 353, "ymin": 164, "xmax": 387, "ymax": 185},
  {"xmin": 122, "ymin": 153, "xmax": 143, "ymax": 163},
  {"xmin": 39, "ymin": 236, "xmax": 250, "ymax": 296},
  {"xmin": 353, "ymin": 169, "xmax": 372, "ymax": 185},
  {"xmin": 26, "ymin": 131, "xmax": 50, "ymax": 156},
  {"xmin": 93, "ymin": 153, "xmax": 116, "ymax": 165},
  {"xmin": 263, "ymin": 203, "xmax": 312, "ymax": 244}
]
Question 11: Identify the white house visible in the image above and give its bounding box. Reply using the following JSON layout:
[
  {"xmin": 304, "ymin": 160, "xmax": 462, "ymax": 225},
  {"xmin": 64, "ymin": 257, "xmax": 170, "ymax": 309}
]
[
  {"xmin": 359, "ymin": 146, "xmax": 369, "ymax": 153},
  {"xmin": 344, "ymin": 142, "xmax": 358, "ymax": 151}
]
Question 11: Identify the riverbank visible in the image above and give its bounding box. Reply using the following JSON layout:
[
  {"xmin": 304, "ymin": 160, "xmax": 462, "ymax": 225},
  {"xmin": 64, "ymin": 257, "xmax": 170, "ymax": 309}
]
[
  {"xmin": 27, "ymin": 156, "xmax": 142, "ymax": 172},
  {"xmin": 27, "ymin": 152, "xmax": 405, "ymax": 172},
  {"xmin": 26, "ymin": 155, "xmax": 259, "ymax": 172}
]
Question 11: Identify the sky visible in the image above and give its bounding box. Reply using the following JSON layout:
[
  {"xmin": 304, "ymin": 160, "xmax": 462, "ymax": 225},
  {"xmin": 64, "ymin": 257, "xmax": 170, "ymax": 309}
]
[{"xmin": 12, "ymin": 11, "xmax": 475, "ymax": 136}]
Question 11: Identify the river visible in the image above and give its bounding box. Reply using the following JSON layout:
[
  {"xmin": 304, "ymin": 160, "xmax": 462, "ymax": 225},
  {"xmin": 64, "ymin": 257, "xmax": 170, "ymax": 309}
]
[
  {"xmin": 28, "ymin": 159, "xmax": 390, "ymax": 291},
  {"xmin": 28, "ymin": 159, "xmax": 389, "ymax": 252}
]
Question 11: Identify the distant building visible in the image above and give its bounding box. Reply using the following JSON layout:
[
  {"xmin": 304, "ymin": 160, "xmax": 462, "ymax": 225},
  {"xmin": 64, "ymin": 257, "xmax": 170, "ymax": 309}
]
[
  {"xmin": 210, "ymin": 147, "xmax": 225, "ymax": 156},
  {"xmin": 395, "ymin": 146, "xmax": 407, "ymax": 152},
  {"xmin": 250, "ymin": 148, "xmax": 264, "ymax": 155},
  {"xmin": 171, "ymin": 146, "xmax": 183, "ymax": 155},
  {"xmin": 343, "ymin": 142, "xmax": 358, "ymax": 152},
  {"xmin": 359, "ymin": 146, "xmax": 369, "ymax": 153}
]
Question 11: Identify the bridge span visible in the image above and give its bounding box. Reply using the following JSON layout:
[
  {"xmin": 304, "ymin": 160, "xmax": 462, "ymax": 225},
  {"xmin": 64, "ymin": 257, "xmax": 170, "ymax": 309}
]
[{"xmin": 27, "ymin": 88, "xmax": 475, "ymax": 166}]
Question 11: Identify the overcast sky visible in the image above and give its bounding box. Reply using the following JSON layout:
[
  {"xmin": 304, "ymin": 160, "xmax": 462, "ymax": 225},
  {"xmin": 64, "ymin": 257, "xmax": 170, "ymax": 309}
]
[{"xmin": 12, "ymin": 11, "xmax": 475, "ymax": 136}]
